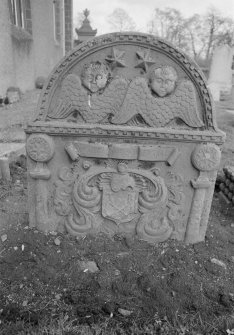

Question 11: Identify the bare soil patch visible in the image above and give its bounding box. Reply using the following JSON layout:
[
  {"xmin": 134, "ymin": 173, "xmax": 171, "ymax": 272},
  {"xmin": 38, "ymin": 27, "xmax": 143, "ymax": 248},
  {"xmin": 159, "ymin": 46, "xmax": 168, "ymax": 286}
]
[{"xmin": 0, "ymin": 155, "xmax": 234, "ymax": 334}]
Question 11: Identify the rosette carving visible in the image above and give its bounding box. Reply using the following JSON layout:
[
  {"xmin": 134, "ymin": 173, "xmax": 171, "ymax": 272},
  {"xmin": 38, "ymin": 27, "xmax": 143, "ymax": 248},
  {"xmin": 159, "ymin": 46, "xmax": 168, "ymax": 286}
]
[
  {"xmin": 192, "ymin": 144, "xmax": 221, "ymax": 172},
  {"xmin": 26, "ymin": 134, "xmax": 54, "ymax": 163}
]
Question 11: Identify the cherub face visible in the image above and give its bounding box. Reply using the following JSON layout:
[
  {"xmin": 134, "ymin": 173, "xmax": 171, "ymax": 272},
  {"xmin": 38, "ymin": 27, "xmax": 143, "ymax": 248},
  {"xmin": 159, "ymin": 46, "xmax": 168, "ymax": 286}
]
[
  {"xmin": 150, "ymin": 66, "xmax": 177, "ymax": 97},
  {"xmin": 82, "ymin": 62, "xmax": 110, "ymax": 93},
  {"xmin": 95, "ymin": 73, "xmax": 108, "ymax": 90}
]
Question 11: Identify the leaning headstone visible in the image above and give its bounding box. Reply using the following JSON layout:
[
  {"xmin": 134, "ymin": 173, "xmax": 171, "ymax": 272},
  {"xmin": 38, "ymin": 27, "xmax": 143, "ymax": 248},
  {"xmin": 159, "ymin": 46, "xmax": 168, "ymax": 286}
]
[
  {"xmin": 25, "ymin": 32, "xmax": 225, "ymax": 244},
  {"xmin": 208, "ymin": 45, "xmax": 233, "ymax": 101}
]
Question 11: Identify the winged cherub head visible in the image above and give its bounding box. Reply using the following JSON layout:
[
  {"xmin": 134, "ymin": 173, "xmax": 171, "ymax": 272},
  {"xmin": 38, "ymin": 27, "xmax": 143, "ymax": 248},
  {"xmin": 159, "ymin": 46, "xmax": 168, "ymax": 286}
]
[
  {"xmin": 81, "ymin": 61, "xmax": 111, "ymax": 93},
  {"xmin": 149, "ymin": 66, "xmax": 178, "ymax": 97}
]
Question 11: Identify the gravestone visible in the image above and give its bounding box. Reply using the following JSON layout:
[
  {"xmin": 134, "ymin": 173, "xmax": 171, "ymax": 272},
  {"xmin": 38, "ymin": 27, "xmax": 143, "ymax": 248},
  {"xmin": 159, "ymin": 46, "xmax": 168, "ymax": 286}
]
[
  {"xmin": 25, "ymin": 32, "xmax": 225, "ymax": 244},
  {"xmin": 226, "ymin": 53, "xmax": 234, "ymax": 110},
  {"xmin": 208, "ymin": 45, "xmax": 233, "ymax": 101}
]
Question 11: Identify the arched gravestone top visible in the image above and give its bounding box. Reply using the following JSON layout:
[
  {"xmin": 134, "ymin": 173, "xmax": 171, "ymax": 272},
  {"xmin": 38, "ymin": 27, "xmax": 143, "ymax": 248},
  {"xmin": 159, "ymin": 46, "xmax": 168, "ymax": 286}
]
[{"xmin": 31, "ymin": 32, "xmax": 224, "ymax": 143}]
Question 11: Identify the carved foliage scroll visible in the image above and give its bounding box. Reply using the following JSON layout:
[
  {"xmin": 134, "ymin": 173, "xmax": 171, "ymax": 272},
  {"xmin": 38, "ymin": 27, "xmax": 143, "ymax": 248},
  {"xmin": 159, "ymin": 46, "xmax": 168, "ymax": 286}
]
[{"xmin": 54, "ymin": 143, "xmax": 185, "ymax": 244}]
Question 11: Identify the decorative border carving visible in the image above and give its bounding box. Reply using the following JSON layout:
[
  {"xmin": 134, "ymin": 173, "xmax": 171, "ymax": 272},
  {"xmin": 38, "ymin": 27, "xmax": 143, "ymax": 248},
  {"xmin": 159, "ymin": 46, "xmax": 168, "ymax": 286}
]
[
  {"xmin": 25, "ymin": 122, "xmax": 225, "ymax": 144},
  {"xmin": 33, "ymin": 33, "xmax": 216, "ymax": 131}
]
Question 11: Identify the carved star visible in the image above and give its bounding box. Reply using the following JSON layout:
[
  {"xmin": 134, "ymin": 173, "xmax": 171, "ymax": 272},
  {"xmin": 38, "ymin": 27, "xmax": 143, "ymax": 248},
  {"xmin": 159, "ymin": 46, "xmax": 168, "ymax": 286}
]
[
  {"xmin": 105, "ymin": 48, "xmax": 126, "ymax": 69},
  {"xmin": 135, "ymin": 49, "xmax": 156, "ymax": 72}
]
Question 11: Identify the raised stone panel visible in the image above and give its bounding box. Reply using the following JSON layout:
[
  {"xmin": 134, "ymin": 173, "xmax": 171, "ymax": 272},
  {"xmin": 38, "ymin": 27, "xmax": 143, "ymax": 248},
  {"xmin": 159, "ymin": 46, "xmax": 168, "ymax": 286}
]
[{"xmin": 25, "ymin": 32, "xmax": 225, "ymax": 244}]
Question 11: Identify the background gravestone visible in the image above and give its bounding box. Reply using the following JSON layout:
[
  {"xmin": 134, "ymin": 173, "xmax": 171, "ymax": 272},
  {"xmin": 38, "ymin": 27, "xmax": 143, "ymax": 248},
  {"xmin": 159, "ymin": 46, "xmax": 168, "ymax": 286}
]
[
  {"xmin": 25, "ymin": 32, "xmax": 225, "ymax": 244},
  {"xmin": 208, "ymin": 44, "xmax": 234, "ymax": 101}
]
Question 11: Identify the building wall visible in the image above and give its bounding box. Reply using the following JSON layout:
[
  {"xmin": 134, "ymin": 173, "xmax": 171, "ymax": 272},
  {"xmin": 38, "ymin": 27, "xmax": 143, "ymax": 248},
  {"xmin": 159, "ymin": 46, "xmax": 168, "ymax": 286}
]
[
  {"xmin": 0, "ymin": 1, "xmax": 15, "ymax": 96},
  {"xmin": 0, "ymin": 0, "xmax": 72, "ymax": 96},
  {"xmin": 31, "ymin": 0, "xmax": 64, "ymax": 80},
  {"xmin": 11, "ymin": 32, "xmax": 35, "ymax": 93}
]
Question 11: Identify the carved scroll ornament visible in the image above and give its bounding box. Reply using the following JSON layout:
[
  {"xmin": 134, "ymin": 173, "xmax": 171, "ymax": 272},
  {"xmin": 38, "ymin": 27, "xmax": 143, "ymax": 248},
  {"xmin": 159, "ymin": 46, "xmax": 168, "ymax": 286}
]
[{"xmin": 54, "ymin": 146, "xmax": 185, "ymax": 244}]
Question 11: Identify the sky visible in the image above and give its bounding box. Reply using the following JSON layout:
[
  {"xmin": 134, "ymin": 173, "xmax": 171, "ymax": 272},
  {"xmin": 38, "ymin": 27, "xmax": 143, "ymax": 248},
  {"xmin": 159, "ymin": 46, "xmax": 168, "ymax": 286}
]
[{"xmin": 73, "ymin": 0, "xmax": 234, "ymax": 35}]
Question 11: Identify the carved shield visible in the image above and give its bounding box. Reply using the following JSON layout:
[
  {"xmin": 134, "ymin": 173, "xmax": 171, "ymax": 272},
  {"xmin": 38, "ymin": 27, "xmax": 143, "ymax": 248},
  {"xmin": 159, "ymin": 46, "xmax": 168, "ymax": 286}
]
[{"xmin": 102, "ymin": 185, "xmax": 139, "ymax": 223}]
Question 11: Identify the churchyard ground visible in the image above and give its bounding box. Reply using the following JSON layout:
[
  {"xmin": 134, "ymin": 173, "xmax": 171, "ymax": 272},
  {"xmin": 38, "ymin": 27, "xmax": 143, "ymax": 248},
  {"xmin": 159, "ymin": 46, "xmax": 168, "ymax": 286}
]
[{"xmin": 0, "ymin": 91, "xmax": 234, "ymax": 334}]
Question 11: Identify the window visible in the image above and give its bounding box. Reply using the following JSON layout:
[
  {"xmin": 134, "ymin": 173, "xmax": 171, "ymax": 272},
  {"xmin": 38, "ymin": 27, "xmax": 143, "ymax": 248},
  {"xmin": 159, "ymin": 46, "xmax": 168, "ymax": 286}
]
[
  {"xmin": 53, "ymin": 0, "xmax": 61, "ymax": 43},
  {"xmin": 8, "ymin": 0, "xmax": 32, "ymax": 34}
]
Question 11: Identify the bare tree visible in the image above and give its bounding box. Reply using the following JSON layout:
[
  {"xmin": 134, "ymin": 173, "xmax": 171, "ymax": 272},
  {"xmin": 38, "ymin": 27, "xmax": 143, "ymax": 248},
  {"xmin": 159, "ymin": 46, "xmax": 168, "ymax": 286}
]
[
  {"xmin": 107, "ymin": 8, "xmax": 136, "ymax": 32},
  {"xmin": 203, "ymin": 7, "xmax": 234, "ymax": 61},
  {"xmin": 147, "ymin": 8, "xmax": 188, "ymax": 51},
  {"xmin": 183, "ymin": 14, "xmax": 208, "ymax": 60},
  {"xmin": 148, "ymin": 6, "xmax": 234, "ymax": 62}
]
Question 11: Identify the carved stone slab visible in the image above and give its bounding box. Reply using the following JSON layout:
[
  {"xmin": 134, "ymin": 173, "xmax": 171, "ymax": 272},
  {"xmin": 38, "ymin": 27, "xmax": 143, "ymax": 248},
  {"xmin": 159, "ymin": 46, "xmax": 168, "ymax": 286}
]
[{"xmin": 25, "ymin": 32, "xmax": 225, "ymax": 244}]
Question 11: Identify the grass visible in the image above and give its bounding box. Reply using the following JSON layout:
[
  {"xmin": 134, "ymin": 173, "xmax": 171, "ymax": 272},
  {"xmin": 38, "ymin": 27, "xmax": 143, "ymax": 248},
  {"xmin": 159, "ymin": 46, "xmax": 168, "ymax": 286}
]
[{"xmin": 1, "ymin": 310, "xmax": 234, "ymax": 335}]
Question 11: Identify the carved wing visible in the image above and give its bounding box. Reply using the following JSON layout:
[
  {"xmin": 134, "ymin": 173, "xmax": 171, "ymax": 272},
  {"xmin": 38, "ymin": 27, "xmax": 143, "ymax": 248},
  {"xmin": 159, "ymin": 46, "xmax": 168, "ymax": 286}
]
[
  {"xmin": 111, "ymin": 77, "xmax": 148, "ymax": 125},
  {"xmin": 89, "ymin": 77, "xmax": 129, "ymax": 123},
  {"xmin": 111, "ymin": 77, "xmax": 204, "ymax": 128},
  {"xmin": 48, "ymin": 75, "xmax": 129, "ymax": 124},
  {"xmin": 170, "ymin": 81, "xmax": 204, "ymax": 128},
  {"xmin": 47, "ymin": 74, "xmax": 89, "ymax": 120}
]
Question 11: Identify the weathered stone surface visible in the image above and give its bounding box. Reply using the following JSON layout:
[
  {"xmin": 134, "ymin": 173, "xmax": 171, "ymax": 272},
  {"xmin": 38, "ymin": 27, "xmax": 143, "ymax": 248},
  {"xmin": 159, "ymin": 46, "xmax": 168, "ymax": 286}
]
[{"xmin": 25, "ymin": 32, "xmax": 225, "ymax": 244}]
